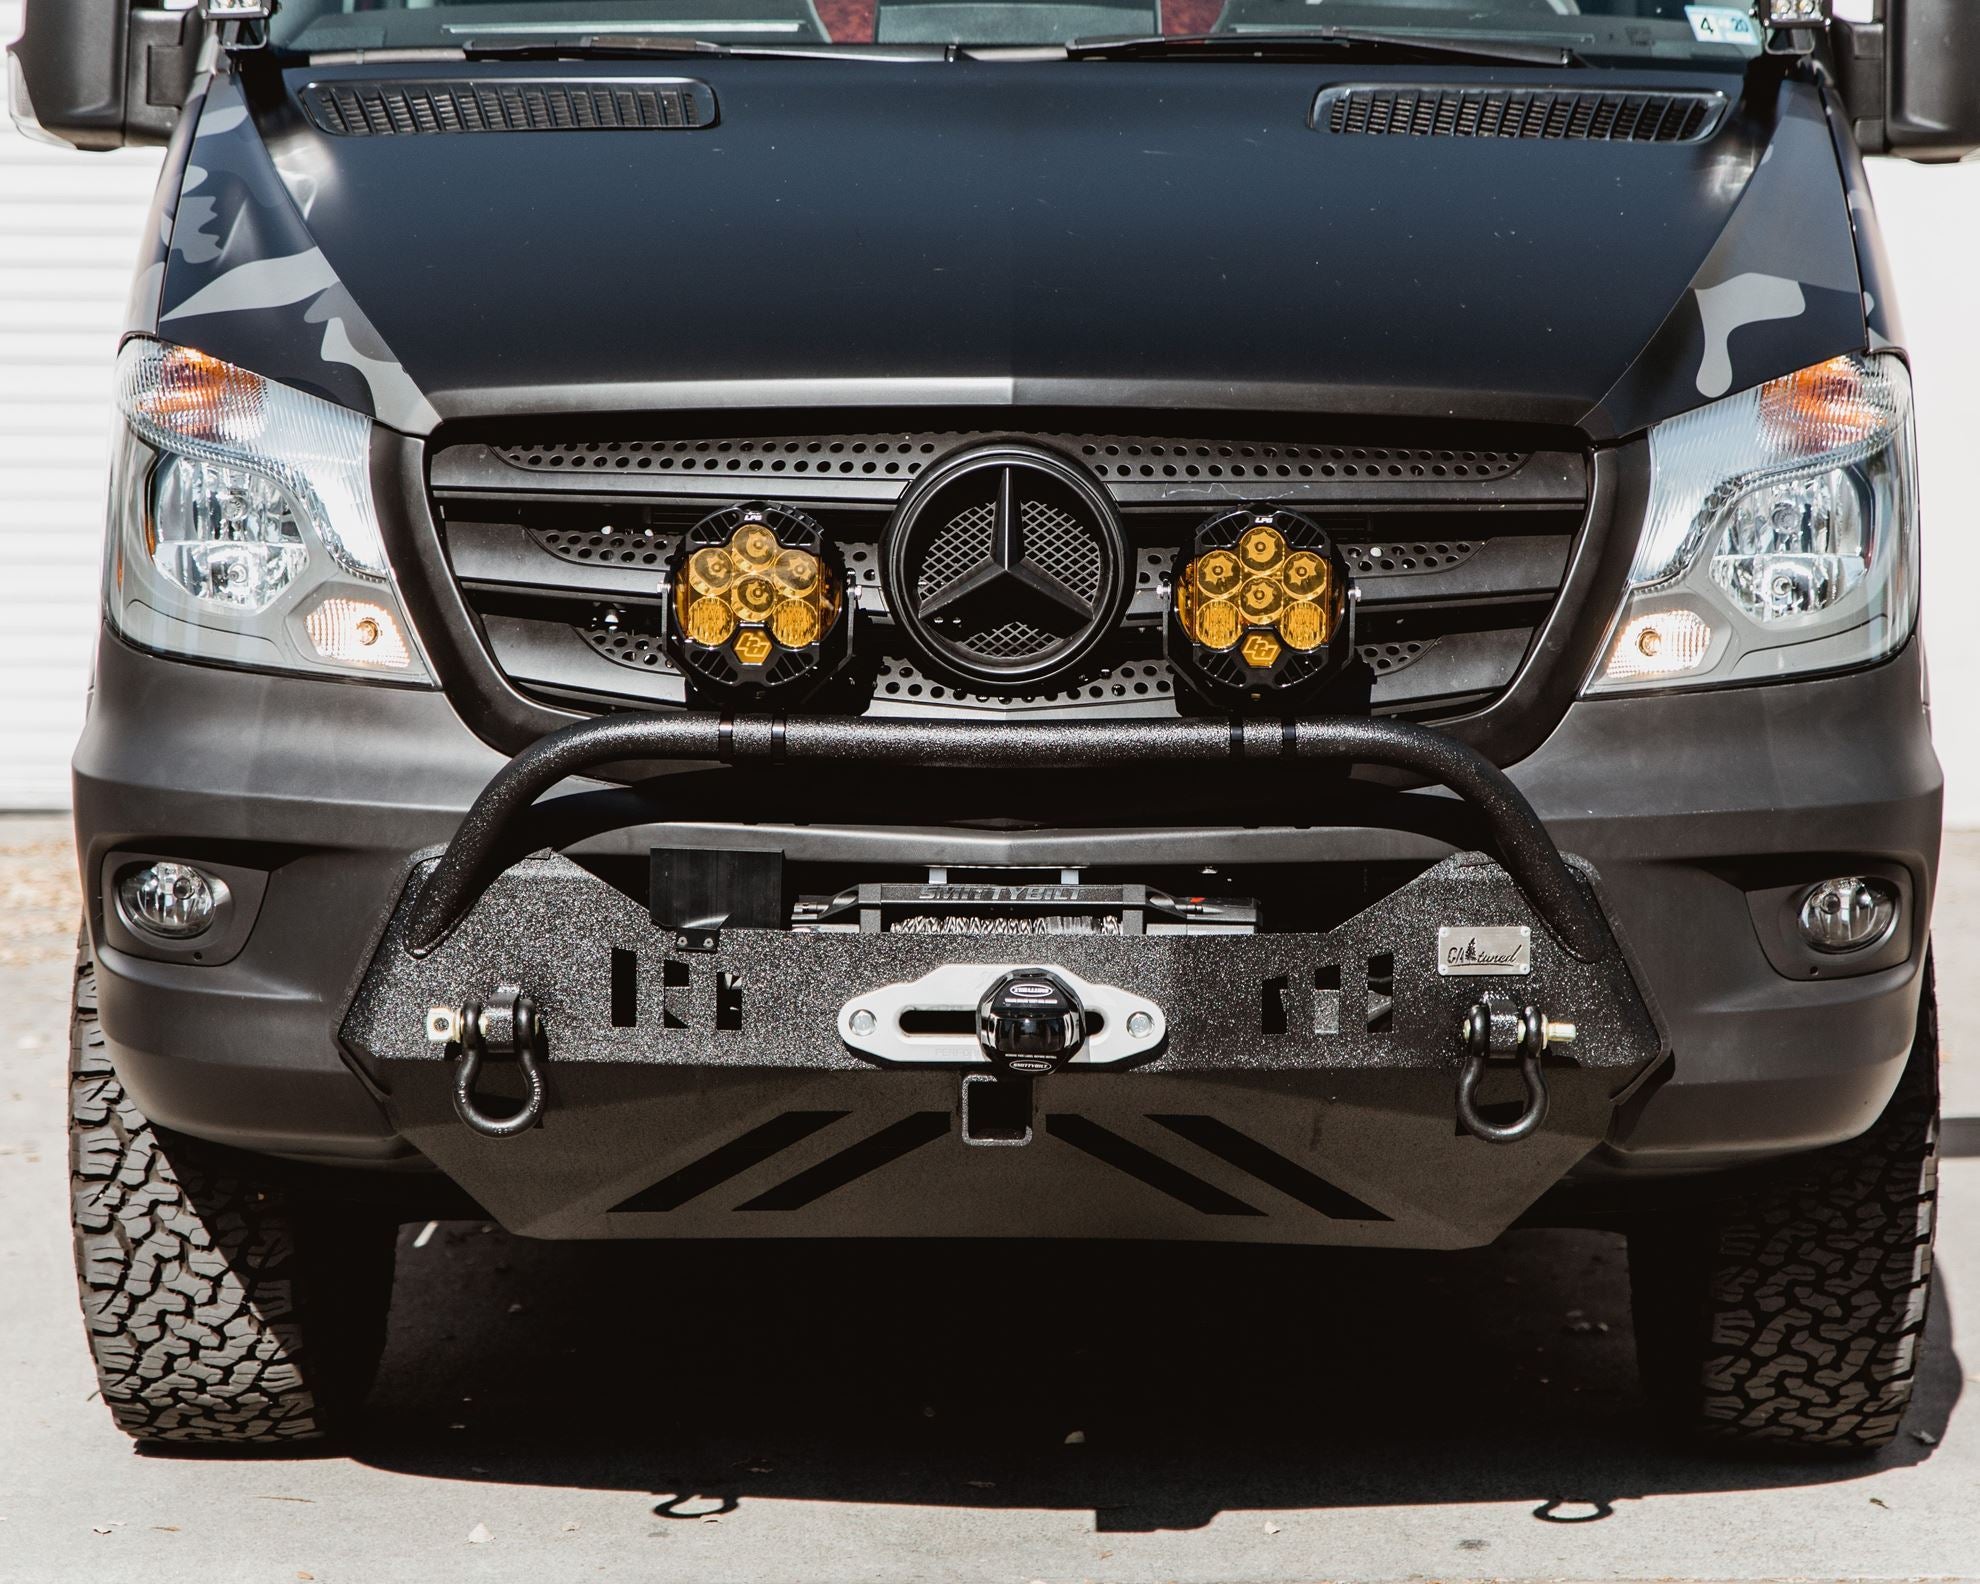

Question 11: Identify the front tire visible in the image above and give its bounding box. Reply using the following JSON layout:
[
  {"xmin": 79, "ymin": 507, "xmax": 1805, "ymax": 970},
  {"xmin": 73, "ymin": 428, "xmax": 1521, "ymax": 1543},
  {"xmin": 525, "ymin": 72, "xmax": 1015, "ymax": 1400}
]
[
  {"xmin": 1628, "ymin": 963, "xmax": 1940, "ymax": 1452},
  {"xmin": 69, "ymin": 932, "xmax": 396, "ymax": 1445}
]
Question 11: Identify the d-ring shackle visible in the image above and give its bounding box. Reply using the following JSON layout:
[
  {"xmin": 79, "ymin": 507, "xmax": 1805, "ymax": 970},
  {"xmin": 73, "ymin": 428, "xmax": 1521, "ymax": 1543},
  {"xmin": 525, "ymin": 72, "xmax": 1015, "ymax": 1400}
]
[
  {"xmin": 1456, "ymin": 999, "xmax": 1573, "ymax": 1145},
  {"xmin": 446, "ymin": 988, "xmax": 546, "ymax": 1138}
]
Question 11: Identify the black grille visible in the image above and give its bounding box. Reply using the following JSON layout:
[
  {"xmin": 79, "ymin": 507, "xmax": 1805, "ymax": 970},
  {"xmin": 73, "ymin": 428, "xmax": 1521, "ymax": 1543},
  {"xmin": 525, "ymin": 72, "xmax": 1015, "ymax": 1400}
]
[
  {"xmin": 1316, "ymin": 85, "xmax": 1727, "ymax": 144},
  {"xmin": 430, "ymin": 426, "xmax": 1588, "ymax": 727},
  {"xmin": 300, "ymin": 78, "xmax": 716, "ymax": 137},
  {"xmin": 488, "ymin": 433, "xmax": 1528, "ymax": 486}
]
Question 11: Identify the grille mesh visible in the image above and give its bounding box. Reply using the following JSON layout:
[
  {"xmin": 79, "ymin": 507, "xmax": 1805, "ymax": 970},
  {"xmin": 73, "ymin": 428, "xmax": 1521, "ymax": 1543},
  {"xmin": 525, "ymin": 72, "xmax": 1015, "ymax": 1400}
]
[
  {"xmin": 1021, "ymin": 500, "xmax": 1104, "ymax": 603},
  {"xmin": 916, "ymin": 502, "xmax": 995, "ymax": 604},
  {"xmin": 301, "ymin": 79, "xmax": 715, "ymax": 137},
  {"xmin": 960, "ymin": 620, "xmax": 1058, "ymax": 661},
  {"xmin": 1318, "ymin": 86, "xmax": 1727, "ymax": 144}
]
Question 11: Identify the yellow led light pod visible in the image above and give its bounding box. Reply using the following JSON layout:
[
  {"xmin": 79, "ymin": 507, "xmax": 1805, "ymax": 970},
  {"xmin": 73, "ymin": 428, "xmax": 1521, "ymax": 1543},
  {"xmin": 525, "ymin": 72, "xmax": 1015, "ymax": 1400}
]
[
  {"xmin": 670, "ymin": 502, "xmax": 848, "ymax": 697},
  {"xmin": 1167, "ymin": 507, "xmax": 1355, "ymax": 708}
]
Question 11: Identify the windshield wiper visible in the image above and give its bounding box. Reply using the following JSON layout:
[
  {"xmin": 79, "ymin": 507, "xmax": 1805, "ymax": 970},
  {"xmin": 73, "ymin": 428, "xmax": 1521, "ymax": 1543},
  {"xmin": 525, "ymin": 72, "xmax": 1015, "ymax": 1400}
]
[
  {"xmin": 448, "ymin": 34, "xmax": 938, "ymax": 62},
  {"xmin": 1066, "ymin": 29, "xmax": 1584, "ymax": 68}
]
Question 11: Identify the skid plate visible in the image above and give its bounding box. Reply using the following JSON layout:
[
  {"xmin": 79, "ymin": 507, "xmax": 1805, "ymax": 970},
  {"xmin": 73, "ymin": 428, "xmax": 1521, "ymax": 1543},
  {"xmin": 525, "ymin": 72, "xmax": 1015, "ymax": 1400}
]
[{"xmin": 342, "ymin": 851, "xmax": 1664, "ymax": 1245}]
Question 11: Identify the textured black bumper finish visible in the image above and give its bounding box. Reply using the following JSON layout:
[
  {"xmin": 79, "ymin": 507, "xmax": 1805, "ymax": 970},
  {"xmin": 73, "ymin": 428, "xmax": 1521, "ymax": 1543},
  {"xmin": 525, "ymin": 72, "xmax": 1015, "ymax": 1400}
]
[
  {"xmin": 345, "ymin": 848, "xmax": 1659, "ymax": 1242},
  {"xmin": 72, "ymin": 632, "xmax": 1938, "ymax": 1182}
]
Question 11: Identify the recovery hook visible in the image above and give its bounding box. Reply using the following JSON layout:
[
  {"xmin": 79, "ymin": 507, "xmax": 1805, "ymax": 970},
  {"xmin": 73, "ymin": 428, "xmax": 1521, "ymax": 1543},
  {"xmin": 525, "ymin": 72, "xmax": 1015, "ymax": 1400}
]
[
  {"xmin": 1455, "ymin": 997, "xmax": 1574, "ymax": 1145},
  {"xmin": 427, "ymin": 987, "xmax": 546, "ymax": 1138}
]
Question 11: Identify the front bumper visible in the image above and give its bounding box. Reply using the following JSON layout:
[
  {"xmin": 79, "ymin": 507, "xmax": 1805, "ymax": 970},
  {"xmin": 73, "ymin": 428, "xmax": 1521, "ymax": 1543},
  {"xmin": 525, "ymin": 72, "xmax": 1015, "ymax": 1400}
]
[
  {"xmin": 344, "ymin": 846, "xmax": 1657, "ymax": 1243},
  {"xmin": 73, "ymin": 630, "xmax": 1941, "ymax": 1232}
]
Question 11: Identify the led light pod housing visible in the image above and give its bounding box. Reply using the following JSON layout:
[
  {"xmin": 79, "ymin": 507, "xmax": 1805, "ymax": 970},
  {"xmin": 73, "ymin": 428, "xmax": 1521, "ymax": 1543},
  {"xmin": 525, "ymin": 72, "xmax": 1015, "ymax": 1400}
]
[
  {"xmin": 1167, "ymin": 508, "xmax": 1353, "ymax": 708},
  {"xmin": 668, "ymin": 502, "xmax": 846, "ymax": 696}
]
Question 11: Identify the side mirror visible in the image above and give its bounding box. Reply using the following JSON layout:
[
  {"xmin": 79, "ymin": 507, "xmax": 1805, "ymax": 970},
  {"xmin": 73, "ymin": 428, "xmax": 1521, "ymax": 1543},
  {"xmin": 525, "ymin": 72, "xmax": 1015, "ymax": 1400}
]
[
  {"xmin": 6, "ymin": 0, "xmax": 205, "ymax": 151},
  {"xmin": 1835, "ymin": 0, "xmax": 1980, "ymax": 161}
]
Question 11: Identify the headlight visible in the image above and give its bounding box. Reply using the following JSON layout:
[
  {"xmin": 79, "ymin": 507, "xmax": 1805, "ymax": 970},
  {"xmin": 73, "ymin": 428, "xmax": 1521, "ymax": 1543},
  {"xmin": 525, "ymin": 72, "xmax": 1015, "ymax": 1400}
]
[
  {"xmin": 1583, "ymin": 353, "xmax": 1918, "ymax": 695},
  {"xmin": 106, "ymin": 338, "xmax": 433, "ymax": 682}
]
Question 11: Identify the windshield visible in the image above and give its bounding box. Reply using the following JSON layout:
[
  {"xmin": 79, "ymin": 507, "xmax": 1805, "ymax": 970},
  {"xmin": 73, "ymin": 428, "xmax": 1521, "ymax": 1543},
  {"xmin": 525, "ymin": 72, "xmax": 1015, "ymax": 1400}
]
[{"xmin": 269, "ymin": 0, "xmax": 1766, "ymax": 56}]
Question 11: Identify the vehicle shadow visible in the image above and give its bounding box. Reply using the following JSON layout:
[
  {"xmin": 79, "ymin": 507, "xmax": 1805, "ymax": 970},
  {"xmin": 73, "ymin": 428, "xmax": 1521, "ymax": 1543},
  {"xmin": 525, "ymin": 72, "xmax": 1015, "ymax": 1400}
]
[{"xmin": 343, "ymin": 1223, "xmax": 1963, "ymax": 1531}]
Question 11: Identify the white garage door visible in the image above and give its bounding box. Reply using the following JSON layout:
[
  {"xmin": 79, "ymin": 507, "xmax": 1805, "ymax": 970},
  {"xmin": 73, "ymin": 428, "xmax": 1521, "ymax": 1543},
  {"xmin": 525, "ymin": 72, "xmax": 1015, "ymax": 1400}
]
[{"xmin": 0, "ymin": 0, "xmax": 162, "ymax": 808}]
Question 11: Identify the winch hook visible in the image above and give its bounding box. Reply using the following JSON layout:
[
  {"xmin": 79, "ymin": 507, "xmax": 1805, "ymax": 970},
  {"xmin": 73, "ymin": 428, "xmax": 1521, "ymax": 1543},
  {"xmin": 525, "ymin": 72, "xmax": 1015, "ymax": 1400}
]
[
  {"xmin": 1455, "ymin": 998, "xmax": 1573, "ymax": 1145},
  {"xmin": 426, "ymin": 987, "xmax": 545, "ymax": 1138}
]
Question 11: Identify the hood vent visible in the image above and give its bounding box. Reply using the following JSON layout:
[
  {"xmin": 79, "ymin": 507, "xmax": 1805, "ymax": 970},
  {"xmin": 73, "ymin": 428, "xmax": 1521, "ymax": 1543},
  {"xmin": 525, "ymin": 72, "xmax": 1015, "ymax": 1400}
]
[
  {"xmin": 1315, "ymin": 85, "xmax": 1727, "ymax": 144},
  {"xmin": 301, "ymin": 78, "xmax": 716, "ymax": 136}
]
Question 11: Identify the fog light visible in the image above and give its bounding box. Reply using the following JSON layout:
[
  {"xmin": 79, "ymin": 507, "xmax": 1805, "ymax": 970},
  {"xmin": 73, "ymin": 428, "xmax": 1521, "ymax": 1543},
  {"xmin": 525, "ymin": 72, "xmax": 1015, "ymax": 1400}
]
[
  {"xmin": 118, "ymin": 861, "xmax": 224, "ymax": 940},
  {"xmin": 1798, "ymin": 876, "xmax": 1899, "ymax": 954}
]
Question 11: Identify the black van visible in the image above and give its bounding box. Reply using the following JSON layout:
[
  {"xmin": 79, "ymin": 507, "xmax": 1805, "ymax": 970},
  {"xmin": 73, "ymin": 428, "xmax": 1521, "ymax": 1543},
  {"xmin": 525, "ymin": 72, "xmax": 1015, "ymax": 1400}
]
[{"xmin": 11, "ymin": 0, "xmax": 1975, "ymax": 1449}]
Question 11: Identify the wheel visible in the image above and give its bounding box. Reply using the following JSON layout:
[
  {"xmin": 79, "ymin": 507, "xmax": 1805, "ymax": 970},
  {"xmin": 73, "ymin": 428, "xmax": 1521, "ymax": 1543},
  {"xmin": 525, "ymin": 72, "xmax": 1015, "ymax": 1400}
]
[
  {"xmin": 69, "ymin": 930, "xmax": 396, "ymax": 1445},
  {"xmin": 1628, "ymin": 961, "xmax": 1940, "ymax": 1452}
]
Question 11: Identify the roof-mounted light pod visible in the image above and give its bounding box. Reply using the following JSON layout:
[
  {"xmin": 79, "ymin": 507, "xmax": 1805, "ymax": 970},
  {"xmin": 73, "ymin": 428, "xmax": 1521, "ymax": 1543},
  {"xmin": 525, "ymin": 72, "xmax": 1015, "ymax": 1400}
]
[
  {"xmin": 1761, "ymin": 0, "xmax": 1829, "ymax": 29},
  {"xmin": 668, "ymin": 503, "xmax": 847, "ymax": 698},
  {"xmin": 1167, "ymin": 508, "xmax": 1354, "ymax": 709}
]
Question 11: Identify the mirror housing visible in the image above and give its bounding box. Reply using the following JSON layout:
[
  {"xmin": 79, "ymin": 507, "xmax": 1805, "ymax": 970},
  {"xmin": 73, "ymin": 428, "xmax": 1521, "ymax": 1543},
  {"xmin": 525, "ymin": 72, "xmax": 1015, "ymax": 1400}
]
[
  {"xmin": 1835, "ymin": 0, "xmax": 1980, "ymax": 160},
  {"xmin": 6, "ymin": 0, "xmax": 204, "ymax": 151}
]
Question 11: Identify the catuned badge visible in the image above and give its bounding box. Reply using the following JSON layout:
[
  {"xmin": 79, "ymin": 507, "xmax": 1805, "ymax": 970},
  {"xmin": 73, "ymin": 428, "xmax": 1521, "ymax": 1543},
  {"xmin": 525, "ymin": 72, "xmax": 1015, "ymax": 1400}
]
[{"xmin": 1437, "ymin": 926, "xmax": 1533, "ymax": 977}]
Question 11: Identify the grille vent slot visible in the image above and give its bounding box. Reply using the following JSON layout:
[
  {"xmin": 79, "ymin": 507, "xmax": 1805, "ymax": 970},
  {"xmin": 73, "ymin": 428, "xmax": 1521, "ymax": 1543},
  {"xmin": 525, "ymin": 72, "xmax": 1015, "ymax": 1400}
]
[
  {"xmin": 1316, "ymin": 85, "xmax": 1727, "ymax": 144},
  {"xmin": 531, "ymin": 525, "xmax": 677, "ymax": 567},
  {"xmin": 301, "ymin": 78, "xmax": 716, "ymax": 136},
  {"xmin": 872, "ymin": 656, "xmax": 1179, "ymax": 712},
  {"xmin": 1343, "ymin": 540, "xmax": 1478, "ymax": 576}
]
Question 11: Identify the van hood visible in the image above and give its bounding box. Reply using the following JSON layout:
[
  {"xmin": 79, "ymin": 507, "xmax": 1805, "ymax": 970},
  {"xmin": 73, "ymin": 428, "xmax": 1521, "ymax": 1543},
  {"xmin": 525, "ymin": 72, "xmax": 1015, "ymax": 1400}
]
[{"xmin": 141, "ymin": 61, "xmax": 1871, "ymax": 440}]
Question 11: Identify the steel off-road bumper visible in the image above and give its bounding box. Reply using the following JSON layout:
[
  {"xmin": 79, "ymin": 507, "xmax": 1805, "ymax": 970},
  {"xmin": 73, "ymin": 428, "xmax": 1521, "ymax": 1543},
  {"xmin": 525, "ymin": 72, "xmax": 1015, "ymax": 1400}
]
[{"xmin": 339, "ymin": 715, "xmax": 1665, "ymax": 1246}]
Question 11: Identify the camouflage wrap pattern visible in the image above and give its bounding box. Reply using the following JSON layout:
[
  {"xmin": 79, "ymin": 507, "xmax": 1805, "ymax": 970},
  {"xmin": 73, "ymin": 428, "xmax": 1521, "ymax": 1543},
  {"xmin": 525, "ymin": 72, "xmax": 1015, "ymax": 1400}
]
[
  {"xmin": 148, "ymin": 73, "xmax": 440, "ymax": 435},
  {"xmin": 1586, "ymin": 82, "xmax": 1869, "ymax": 437},
  {"xmin": 1823, "ymin": 85, "xmax": 1904, "ymax": 352},
  {"xmin": 137, "ymin": 68, "xmax": 1872, "ymax": 445}
]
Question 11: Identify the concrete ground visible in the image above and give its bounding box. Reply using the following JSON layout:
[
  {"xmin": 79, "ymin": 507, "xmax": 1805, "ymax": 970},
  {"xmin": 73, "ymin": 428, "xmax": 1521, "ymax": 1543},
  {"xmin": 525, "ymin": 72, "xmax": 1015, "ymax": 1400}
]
[{"xmin": 2, "ymin": 816, "xmax": 1978, "ymax": 1584}]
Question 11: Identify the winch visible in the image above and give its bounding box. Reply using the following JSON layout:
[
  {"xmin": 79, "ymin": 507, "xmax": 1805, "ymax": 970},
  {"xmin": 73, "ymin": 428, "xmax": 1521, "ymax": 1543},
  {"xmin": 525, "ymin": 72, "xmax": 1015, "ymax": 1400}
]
[{"xmin": 792, "ymin": 878, "xmax": 1258, "ymax": 936}]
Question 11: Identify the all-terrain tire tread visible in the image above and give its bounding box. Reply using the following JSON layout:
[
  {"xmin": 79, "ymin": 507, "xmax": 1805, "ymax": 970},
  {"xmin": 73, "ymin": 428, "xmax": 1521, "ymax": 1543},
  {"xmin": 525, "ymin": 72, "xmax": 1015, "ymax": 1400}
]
[
  {"xmin": 68, "ymin": 934, "xmax": 389, "ymax": 1444},
  {"xmin": 1631, "ymin": 971, "xmax": 1940, "ymax": 1451}
]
